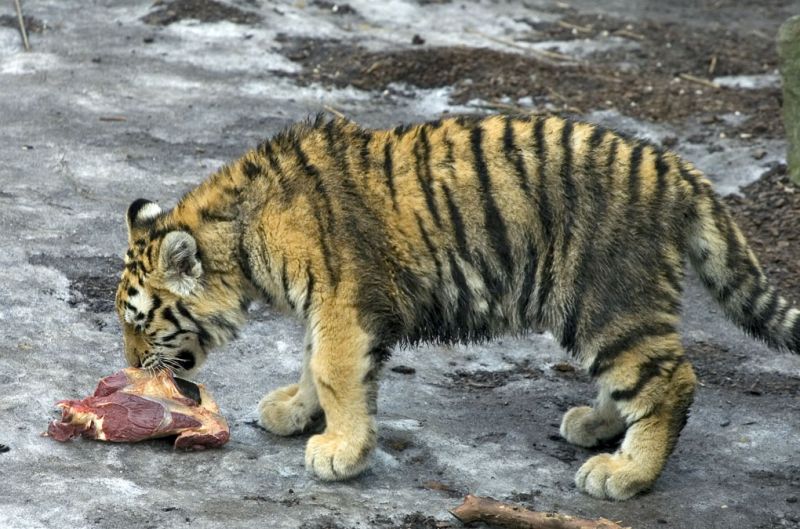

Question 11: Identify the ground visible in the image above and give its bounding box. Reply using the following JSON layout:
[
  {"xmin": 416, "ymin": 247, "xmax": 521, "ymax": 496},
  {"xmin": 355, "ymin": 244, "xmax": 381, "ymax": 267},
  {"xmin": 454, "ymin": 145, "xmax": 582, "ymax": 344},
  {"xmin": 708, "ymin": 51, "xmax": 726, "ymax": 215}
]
[{"xmin": 0, "ymin": 1, "xmax": 798, "ymax": 528}]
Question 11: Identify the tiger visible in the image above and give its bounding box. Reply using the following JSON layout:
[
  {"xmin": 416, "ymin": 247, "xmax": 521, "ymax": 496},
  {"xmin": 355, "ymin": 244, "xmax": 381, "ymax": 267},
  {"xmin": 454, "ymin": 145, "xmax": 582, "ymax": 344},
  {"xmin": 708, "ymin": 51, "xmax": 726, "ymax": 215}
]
[{"xmin": 115, "ymin": 113, "xmax": 799, "ymax": 500}]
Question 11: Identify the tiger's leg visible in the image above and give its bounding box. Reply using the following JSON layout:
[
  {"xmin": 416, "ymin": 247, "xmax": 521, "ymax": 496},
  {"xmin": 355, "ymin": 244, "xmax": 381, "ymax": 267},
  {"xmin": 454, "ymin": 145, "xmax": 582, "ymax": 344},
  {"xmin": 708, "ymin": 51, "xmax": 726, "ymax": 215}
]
[
  {"xmin": 304, "ymin": 302, "xmax": 378, "ymax": 481},
  {"xmin": 258, "ymin": 331, "xmax": 321, "ymax": 436},
  {"xmin": 575, "ymin": 330, "xmax": 696, "ymax": 500},
  {"xmin": 560, "ymin": 389, "xmax": 626, "ymax": 448}
]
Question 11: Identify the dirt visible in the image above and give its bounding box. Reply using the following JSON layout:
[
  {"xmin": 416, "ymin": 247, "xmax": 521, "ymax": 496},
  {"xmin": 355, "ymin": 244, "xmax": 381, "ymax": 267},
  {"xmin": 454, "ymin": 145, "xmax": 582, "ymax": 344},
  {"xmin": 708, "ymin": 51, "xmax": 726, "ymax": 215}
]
[
  {"xmin": 302, "ymin": 513, "xmax": 448, "ymax": 529},
  {"xmin": 28, "ymin": 254, "xmax": 121, "ymax": 314},
  {"xmin": 688, "ymin": 340, "xmax": 800, "ymax": 399},
  {"xmin": 277, "ymin": 10, "xmax": 782, "ymax": 137},
  {"xmin": 0, "ymin": 15, "xmax": 47, "ymax": 33},
  {"xmin": 444, "ymin": 359, "xmax": 542, "ymax": 390},
  {"xmin": 141, "ymin": 0, "xmax": 261, "ymax": 26}
]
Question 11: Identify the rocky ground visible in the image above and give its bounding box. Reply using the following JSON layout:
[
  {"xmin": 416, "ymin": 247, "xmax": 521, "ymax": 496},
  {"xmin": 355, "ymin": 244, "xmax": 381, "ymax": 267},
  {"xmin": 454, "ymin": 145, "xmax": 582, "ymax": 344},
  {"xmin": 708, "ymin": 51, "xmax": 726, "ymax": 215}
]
[{"xmin": 0, "ymin": 1, "xmax": 798, "ymax": 528}]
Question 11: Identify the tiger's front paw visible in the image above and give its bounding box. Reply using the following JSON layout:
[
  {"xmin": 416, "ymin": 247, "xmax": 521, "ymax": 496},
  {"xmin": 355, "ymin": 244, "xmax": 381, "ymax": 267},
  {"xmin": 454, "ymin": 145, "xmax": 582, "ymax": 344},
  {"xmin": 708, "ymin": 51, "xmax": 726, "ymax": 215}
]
[
  {"xmin": 575, "ymin": 453, "xmax": 654, "ymax": 500},
  {"xmin": 258, "ymin": 384, "xmax": 319, "ymax": 436},
  {"xmin": 305, "ymin": 431, "xmax": 375, "ymax": 481},
  {"xmin": 561, "ymin": 405, "xmax": 626, "ymax": 448}
]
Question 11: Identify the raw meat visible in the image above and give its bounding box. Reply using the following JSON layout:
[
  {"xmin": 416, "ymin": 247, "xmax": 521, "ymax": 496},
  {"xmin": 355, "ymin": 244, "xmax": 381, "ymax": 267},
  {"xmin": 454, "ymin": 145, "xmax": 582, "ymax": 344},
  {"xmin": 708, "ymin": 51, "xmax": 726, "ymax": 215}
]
[{"xmin": 47, "ymin": 368, "xmax": 229, "ymax": 450}]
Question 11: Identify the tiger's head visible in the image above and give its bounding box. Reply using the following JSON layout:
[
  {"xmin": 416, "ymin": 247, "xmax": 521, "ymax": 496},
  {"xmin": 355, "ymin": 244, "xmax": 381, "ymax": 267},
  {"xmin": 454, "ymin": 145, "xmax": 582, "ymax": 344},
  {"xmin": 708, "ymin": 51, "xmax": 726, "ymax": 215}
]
[{"xmin": 115, "ymin": 198, "xmax": 245, "ymax": 377}]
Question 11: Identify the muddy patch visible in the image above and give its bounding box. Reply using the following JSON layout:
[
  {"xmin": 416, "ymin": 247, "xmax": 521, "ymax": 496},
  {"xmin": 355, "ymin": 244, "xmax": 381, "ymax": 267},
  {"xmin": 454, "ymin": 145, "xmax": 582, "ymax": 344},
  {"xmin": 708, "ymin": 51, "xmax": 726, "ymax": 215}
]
[
  {"xmin": 278, "ymin": 9, "xmax": 781, "ymax": 137},
  {"xmin": 444, "ymin": 359, "xmax": 542, "ymax": 390},
  {"xmin": 0, "ymin": 15, "xmax": 47, "ymax": 33},
  {"xmin": 687, "ymin": 340, "xmax": 800, "ymax": 398},
  {"xmin": 725, "ymin": 164, "xmax": 800, "ymax": 304},
  {"xmin": 142, "ymin": 0, "xmax": 261, "ymax": 26},
  {"xmin": 28, "ymin": 254, "xmax": 121, "ymax": 314}
]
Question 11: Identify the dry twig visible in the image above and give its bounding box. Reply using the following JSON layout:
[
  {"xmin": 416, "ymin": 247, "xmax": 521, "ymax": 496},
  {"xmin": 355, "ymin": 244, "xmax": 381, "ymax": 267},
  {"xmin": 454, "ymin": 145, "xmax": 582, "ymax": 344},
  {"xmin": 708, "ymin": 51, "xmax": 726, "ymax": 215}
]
[
  {"xmin": 678, "ymin": 73, "xmax": 720, "ymax": 90},
  {"xmin": 449, "ymin": 495, "xmax": 631, "ymax": 529},
  {"xmin": 612, "ymin": 28, "xmax": 645, "ymax": 41},
  {"xmin": 323, "ymin": 105, "xmax": 346, "ymax": 119},
  {"xmin": 557, "ymin": 20, "xmax": 592, "ymax": 34},
  {"xmin": 13, "ymin": 0, "xmax": 31, "ymax": 51}
]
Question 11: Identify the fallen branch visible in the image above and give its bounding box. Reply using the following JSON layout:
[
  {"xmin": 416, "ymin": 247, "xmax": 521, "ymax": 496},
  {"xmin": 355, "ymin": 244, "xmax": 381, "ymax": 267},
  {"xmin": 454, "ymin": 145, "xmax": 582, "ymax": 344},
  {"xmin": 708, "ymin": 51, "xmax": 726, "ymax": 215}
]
[
  {"xmin": 449, "ymin": 495, "xmax": 630, "ymax": 529},
  {"xmin": 13, "ymin": 0, "xmax": 31, "ymax": 51}
]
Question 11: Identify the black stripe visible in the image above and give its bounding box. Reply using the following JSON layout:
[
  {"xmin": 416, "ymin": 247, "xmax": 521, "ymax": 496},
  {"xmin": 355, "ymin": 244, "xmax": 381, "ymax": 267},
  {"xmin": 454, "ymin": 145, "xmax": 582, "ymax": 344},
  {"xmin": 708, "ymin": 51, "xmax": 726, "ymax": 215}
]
[
  {"xmin": 162, "ymin": 307, "xmax": 182, "ymax": 330},
  {"xmin": 441, "ymin": 184, "xmax": 470, "ymax": 261},
  {"xmin": 790, "ymin": 311, "xmax": 800, "ymax": 351},
  {"xmin": 159, "ymin": 329, "xmax": 192, "ymax": 343},
  {"xmin": 470, "ymin": 125, "xmax": 513, "ymax": 275},
  {"xmin": 611, "ymin": 355, "xmax": 683, "ymax": 401},
  {"xmin": 533, "ymin": 118, "xmax": 553, "ymax": 324},
  {"xmin": 587, "ymin": 125, "xmax": 606, "ymax": 153},
  {"xmin": 315, "ymin": 213, "xmax": 339, "ymax": 285},
  {"xmin": 502, "ymin": 117, "xmax": 531, "ymax": 196},
  {"xmin": 414, "ymin": 127, "xmax": 442, "ymax": 228},
  {"xmin": 176, "ymin": 301, "xmax": 211, "ymax": 346},
  {"xmin": 590, "ymin": 321, "xmax": 676, "ymax": 376},
  {"xmin": 517, "ymin": 240, "xmax": 538, "ymax": 326},
  {"xmin": 145, "ymin": 294, "xmax": 162, "ymax": 325},
  {"xmin": 415, "ymin": 213, "xmax": 442, "ymax": 281},
  {"xmin": 293, "ymin": 142, "xmax": 335, "ymax": 223},
  {"xmin": 302, "ymin": 264, "xmax": 315, "ymax": 318},
  {"xmin": 559, "ymin": 120, "xmax": 577, "ymax": 257},
  {"xmin": 359, "ymin": 131, "xmax": 372, "ymax": 174},
  {"xmin": 628, "ymin": 143, "xmax": 644, "ymax": 205},
  {"xmin": 746, "ymin": 286, "xmax": 779, "ymax": 339},
  {"xmin": 447, "ymin": 251, "xmax": 472, "ymax": 333},
  {"xmin": 242, "ymin": 159, "xmax": 261, "ymax": 180},
  {"xmin": 679, "ymin": 166, "xmax": 701, "ymax": 195},
  {"xmin": 383, "ymin": 142, "xmax": 398, "ymax": 209}
]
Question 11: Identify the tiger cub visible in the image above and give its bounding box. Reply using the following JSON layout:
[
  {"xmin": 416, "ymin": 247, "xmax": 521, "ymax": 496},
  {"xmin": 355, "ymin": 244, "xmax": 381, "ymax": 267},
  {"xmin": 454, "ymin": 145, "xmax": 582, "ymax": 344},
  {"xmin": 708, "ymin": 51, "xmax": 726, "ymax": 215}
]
[{"xmin": 115, "ymin": 114, "xmax": 799, "ymax": 500}]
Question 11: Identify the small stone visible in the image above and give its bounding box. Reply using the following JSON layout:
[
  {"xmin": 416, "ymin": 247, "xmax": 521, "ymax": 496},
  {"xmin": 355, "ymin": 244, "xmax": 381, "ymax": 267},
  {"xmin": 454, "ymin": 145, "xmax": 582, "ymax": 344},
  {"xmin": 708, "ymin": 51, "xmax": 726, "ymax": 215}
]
[
  {"xmin": 143, "ymin": 36, "xmax": 155, "ymax": 44},
  {"xmin": 411, "ymin": 34, "xmax": 425, "ymax": 45},
  {"xmin": 0, "ymin": 444, "xmax": 10, "ymax": 453},
  {"xmin": 661, "ymin": 136, "xmax": 678, "ymax": 148},
  {"xmin": 787, "ymin": 496, "xmax": 798, "ymax": 504},
  {"xmin": 752, "ymin": 149, "xmax": 767, "ymax": 160}
]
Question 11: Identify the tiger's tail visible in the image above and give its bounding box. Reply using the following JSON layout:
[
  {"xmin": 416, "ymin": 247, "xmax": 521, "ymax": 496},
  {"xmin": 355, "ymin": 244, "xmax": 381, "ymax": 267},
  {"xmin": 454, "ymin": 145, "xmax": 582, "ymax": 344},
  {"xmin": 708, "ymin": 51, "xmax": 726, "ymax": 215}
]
[{"xmin": 685, "ymin": 165, "xmax": 800, "ymax": 353}]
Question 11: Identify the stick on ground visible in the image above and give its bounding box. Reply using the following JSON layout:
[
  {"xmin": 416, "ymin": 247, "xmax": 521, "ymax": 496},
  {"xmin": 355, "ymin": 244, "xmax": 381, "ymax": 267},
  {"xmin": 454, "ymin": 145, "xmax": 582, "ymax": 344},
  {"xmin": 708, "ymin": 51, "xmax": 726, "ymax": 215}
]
[
  {"xmin": 449, "ymin": 495, "xmax": 631, "ymax": 529},
  {"xmin": 13, "ymin": 0, "xmax": 31, "ymax": 51}
]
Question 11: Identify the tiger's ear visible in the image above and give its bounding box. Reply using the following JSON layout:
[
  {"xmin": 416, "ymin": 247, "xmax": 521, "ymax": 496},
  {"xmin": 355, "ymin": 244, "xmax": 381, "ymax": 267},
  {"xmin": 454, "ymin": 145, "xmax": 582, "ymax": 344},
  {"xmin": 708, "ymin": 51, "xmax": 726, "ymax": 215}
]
[
  {"xmin": 159, "ymin": 231, "xmax": 202, "ymax": 296},
  {"xmin": 126, "ymin": 198, "xmax": 162, "ymax": 240}
]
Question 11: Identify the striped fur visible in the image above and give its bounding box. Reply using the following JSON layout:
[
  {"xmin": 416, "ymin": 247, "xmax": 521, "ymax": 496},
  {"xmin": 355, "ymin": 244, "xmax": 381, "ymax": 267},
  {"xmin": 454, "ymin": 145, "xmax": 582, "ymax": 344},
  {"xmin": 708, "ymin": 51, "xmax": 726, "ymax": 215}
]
[{"xmin": 115, "ymin": 114, "xmax": 798, "ymax": 500}]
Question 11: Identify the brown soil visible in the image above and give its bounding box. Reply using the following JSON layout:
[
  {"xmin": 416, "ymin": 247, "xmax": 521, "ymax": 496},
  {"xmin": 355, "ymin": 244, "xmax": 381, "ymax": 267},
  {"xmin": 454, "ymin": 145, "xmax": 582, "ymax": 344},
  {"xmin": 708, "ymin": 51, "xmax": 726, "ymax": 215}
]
[
  {"xmin": 445, "ymin": 360, "xmax": 542, "ymax": 390},
  {"xmin": 278, "ymin": 10, "xmax": 782, "ymax": 137},
  {"xmin": 141, "ymin": 0, "xmax": 261, "ymax": 26},
  {"xmin": 688, "ymin": 340, "xmax": 800, "ymax": 399},
  {"xmin": 725, "ymin": 164, "xmax": 800, "ymax": 304},
  {"xmin": 0, "ymin": 15, "xmax": 46, "ymax": 33}
]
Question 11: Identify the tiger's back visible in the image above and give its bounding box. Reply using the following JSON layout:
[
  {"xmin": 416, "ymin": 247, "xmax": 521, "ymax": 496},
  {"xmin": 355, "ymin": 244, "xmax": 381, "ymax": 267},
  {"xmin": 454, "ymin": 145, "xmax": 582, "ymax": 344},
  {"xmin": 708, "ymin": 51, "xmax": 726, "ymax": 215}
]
[{"xmin": 116, "ymin": 113, "xmax": 799, "ymax": 500}]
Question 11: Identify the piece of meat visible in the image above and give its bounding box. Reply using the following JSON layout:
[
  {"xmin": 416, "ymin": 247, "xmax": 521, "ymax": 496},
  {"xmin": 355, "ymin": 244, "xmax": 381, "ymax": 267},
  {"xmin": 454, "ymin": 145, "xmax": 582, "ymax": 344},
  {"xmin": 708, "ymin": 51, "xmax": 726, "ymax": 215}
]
[{"xmin": 47, "ymin": 368, "xmax": 229, "ymax": 450}]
